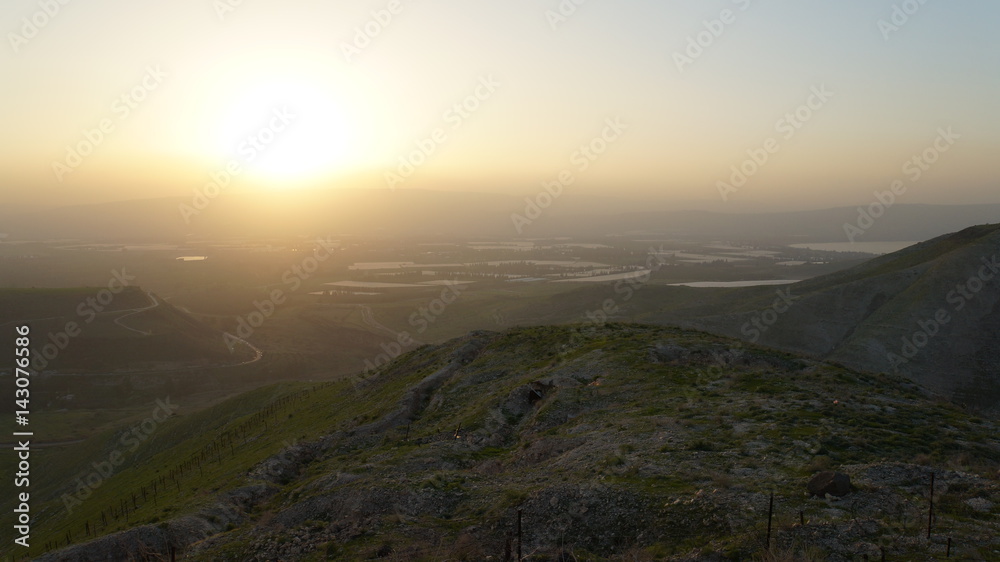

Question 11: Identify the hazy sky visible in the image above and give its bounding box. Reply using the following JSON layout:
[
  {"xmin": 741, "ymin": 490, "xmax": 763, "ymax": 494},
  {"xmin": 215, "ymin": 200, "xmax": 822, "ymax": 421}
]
[{"xmin": 2, "ymin": 0, "xmax": 998, "ymax": 211}]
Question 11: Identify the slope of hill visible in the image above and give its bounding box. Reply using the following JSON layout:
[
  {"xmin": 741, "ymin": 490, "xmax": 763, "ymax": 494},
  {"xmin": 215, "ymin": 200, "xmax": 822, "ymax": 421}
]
[
  {"xmin": 22, "ymin": 324, "xmax": 1000, "ymax": 561},
  {"xmin": 633, "ymin": 224, "xmax": 1000, "ymax": 411},
  {"xmin": 0, "ymin": 286, "xmax": 252, "ymax": 372}
]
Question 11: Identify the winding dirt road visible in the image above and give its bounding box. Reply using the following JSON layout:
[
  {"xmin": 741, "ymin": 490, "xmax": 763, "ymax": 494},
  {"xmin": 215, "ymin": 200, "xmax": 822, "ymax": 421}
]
[{"xmin": 112, "ymin": 291, "xmax": 160, "ymax": 335}]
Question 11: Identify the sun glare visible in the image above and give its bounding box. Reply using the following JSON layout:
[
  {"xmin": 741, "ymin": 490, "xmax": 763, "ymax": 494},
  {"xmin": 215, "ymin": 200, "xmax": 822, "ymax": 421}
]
[{"xmin": 207, "ymin": 62, "xmax": 368, "ymax": 187}]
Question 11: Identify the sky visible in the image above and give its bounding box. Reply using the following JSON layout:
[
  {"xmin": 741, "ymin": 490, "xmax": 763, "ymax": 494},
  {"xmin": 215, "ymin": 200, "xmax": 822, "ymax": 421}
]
[{"xmin": 2, "ymin": 0, "xmax": 999, "ymax": 212}]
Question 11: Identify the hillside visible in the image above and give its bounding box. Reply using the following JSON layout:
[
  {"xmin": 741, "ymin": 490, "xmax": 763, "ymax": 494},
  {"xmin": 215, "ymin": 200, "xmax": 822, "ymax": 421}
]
[
  {"xmin": 0, "ymin": 286, "xmax": 253, "ymax": 372},
  {"xmin": 631, "ymin": 224, "xmax": 1000, "ymax": 411},
  {"xmin": 21, "ymin": 324, "xmax": 1000, "ymax": 561}
]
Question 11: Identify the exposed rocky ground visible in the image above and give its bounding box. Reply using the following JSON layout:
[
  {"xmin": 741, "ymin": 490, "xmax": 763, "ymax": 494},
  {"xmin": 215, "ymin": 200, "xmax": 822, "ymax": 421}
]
[{"xmin": 37, "ymin": 324, "xmax": 1000, "ymax": 561}]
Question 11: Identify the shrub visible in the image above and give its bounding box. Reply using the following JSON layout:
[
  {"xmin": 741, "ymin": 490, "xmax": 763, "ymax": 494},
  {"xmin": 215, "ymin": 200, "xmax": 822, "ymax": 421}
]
[
  {"xmin": 805, "ymin": 455, "xmax": 832, "ymax": 473},
  {"xmin": 687, "ymin": 439, "xmax": 714, "ymax": 452}
]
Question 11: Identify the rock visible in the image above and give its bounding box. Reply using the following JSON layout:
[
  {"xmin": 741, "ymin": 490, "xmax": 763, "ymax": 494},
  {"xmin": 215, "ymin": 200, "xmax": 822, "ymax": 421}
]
[
  {"xmin": 964, "ymin": 497, "xmax": 993, "ymax": 513},
  {"xmin": 808, "ymin": 471, "xmax": 852, "ymax": 497},
  {"xmin": 537, "ymin": 375, "xmax": 581, "ymax": 388},
  {"xmin": 500, "ymin": 381, "xmax": 553, "ymax": 419}
]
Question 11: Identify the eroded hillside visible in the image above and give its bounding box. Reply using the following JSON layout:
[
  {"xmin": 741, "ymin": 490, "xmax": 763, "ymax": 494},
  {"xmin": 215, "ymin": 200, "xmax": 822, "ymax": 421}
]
[
  {"xmin": 632, "ymin": 224, "xmax": 1000, "ymax": 411},
  {"xmin": 27, "ymin": 324, "xmax": 1000, "ymax": 561}
]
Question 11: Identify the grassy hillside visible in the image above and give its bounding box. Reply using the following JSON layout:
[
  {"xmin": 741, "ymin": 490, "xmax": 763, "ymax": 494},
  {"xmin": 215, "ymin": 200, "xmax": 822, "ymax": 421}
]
[
  {"xmin": 0, "ymin": 286, "xmax": 253, "ymax": 372},
  {"xmin": 0, "ymin": 287, "xmax": 151, "ymax": 319},
  {"xmin": 18, "ymin": 324, "xmax": 1000, "ymax": 561}
]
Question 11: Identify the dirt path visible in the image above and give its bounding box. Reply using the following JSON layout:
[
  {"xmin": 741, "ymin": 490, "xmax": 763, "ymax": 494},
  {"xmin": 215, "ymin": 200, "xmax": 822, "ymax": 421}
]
[{"xmin": 112, "ymin": 291, "xmax": 160, "ymax": 335}]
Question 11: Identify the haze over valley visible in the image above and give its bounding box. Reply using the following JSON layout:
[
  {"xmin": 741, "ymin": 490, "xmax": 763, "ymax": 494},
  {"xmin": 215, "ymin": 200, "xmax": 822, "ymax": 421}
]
[{"xmin": 2, "ymin": 1, "xmax": 999, "ymax": 560}]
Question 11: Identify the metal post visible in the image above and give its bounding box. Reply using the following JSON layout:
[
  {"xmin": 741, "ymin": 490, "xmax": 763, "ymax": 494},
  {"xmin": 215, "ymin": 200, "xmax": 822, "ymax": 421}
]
[
  {"xmin": 766, "ymin": 491, "xmax": 774, "ymax": 550},
  {"xmin": 517, "ymin": 508, "xmax": 522, "ymax": 561},
  {"xmin": 927, "ymin": 472, "xmax": 935, "ymax": 539}
]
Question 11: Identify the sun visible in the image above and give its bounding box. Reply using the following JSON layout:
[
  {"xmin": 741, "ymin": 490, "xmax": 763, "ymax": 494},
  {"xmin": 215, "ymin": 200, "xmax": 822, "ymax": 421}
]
[
  {"xmin": 217, "ymin": 80, "xmax": 357, "ymax": 184},
  {"xmin": 205, "ymin": 60, "xmax": 370, "ymax": 186}
]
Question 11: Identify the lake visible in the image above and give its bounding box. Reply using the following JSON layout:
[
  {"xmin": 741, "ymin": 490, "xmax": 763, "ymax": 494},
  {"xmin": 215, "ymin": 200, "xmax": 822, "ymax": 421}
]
[{"xmin": 667, "ymin": 280, "xmax": 798, "ymax": 288}]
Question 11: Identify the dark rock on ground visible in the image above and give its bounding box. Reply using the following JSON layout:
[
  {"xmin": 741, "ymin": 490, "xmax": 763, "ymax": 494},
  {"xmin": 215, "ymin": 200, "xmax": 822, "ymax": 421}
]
[{"xmin": 808, "ymin": 471, "xmax": 853, "ymax": 497}]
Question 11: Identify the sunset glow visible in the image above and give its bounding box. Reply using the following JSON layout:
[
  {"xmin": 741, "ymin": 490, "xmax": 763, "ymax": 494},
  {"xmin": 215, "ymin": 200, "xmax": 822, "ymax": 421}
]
[{"xmin": 2, "ymin": 1, "xmax": 997, "ymax": 210}]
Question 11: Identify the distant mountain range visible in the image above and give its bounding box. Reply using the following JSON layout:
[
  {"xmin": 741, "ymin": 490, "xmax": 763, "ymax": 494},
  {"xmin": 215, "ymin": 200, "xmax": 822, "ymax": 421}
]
[{"xmin": 2, "ymin": 189, "xmax": 999, "ymax": 241}]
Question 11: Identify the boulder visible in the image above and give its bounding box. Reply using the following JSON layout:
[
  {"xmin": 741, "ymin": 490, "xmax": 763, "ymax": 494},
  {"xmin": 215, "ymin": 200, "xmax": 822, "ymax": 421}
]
[{"xmin": 807, "ymin": 471, "xmax": 852, "ymax": 497}]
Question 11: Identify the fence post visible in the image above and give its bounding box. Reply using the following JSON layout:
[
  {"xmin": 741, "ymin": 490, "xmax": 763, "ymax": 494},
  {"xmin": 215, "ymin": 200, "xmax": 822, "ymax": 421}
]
[
  {"xmin": 517, "ymin": 508, "xmax": 522, "ymax": 561},
  {"xmin": 927, "ymin": 472, "xmax": 935, "ymax": 539},
  {"xmin": 765, "ymin": 491, "xmax": 774, "ymax": 550}
]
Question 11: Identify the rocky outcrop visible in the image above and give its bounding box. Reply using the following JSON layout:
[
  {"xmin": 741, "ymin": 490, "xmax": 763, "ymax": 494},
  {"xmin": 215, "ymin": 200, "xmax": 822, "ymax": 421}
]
[{"xmin": 33, "ymin": 324, "xmax": 1000, "ymax": 561}]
